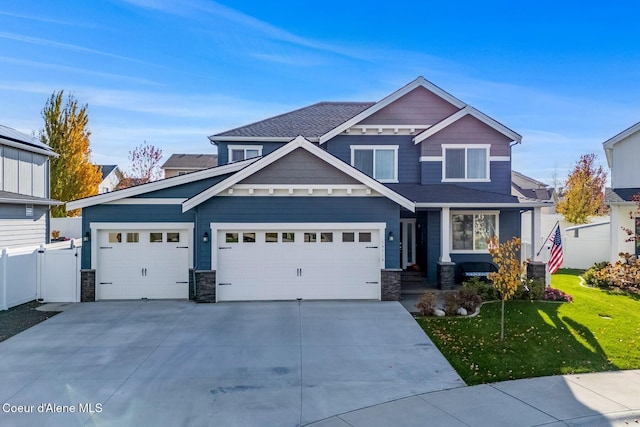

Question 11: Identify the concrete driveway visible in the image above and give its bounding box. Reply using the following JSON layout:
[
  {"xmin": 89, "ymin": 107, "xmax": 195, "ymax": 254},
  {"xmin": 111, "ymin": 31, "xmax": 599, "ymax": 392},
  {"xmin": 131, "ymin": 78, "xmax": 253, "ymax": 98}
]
[{"xmin": 0, "ymin": 300, "xmax": 463, "ymax": 426}]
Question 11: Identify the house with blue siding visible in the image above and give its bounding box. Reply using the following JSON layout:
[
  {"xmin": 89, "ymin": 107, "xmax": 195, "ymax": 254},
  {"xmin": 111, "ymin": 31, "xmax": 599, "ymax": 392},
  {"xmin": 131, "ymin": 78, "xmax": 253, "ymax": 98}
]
[
  {"xmin": 0, "ymin": 125, "xmax": 60, "ymax": 248},
  {"xmin": 67, "ymin": 77, "xmax": 549, "ymax": 302}
]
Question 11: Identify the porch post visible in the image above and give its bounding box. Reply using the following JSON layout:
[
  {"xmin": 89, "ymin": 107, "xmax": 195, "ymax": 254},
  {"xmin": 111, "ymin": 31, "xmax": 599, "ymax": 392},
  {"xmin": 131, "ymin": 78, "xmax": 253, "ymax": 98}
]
[
  {"xmin": 437, "ymin": 207, "xmax": 455, "ymax": 290},
  {"xmin": 440, "ymin": 207, "xmax": 451, "ymax": 262},
  {"xmin": 531, "ymin": 207, "xmax": 542, "ymax": 261},
  {"xmin": 609, "ymin": 204, "xmax": 619, "ymax": 263},
  {"xmin": 527, "ymin": 206, "xmax": 547, "ymax": 286}
]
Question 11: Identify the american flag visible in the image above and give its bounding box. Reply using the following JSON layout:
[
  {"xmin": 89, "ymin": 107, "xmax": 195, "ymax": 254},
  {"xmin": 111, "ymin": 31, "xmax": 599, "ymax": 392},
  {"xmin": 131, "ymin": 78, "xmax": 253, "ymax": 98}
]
[{"xmin": 548, "ymin": 225, "xmax": 563, "ymax": 274}]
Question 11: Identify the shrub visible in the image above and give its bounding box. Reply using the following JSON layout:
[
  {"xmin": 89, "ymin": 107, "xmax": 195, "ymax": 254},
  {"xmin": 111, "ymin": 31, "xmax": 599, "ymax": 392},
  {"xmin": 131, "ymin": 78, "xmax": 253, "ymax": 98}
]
[
  {"xmin": 583, "ymin": 255, "xmax": 640, "ymax": 292},
  {"xmin": 583, "ymin": 261, "xmax": 612, "ymax": 288},
  {"xmin": 544, "ymin": 287, "xmax": 573, "ymax": 302},
  {"xmin": 416, "ymin": 292, "xmax": 437, "ymax": 316},
  {"xmin": 462, "ymin": 277, "xmax": 499, "ymax": 301},
  {"xmin": 457, "ymin": 287, "xmax": 482, "ymax": 312},
  {"xmin": 515, "ymin": 279, "xmax": 545, "ymax": 300},
  {"xmin": 442, "ymin": 292, "xmax": 460, "ymax": 316}
]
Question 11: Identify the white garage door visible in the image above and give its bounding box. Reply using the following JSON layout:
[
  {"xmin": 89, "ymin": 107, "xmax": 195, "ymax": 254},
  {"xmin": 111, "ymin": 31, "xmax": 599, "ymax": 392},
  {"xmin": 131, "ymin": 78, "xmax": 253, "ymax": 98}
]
[
  {"xmin": 215, "ymin": 224, "xmax": 382, "ymax": 301},
  {"xmin": 96, "ymin": 229, "xmax": 190, "ymax": 300}
]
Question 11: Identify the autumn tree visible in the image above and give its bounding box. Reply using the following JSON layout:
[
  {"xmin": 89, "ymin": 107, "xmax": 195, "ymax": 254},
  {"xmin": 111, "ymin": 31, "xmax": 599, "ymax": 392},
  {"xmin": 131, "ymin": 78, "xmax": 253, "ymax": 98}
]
[
  {"xmin": 488, "ymin": 237, "xmax": 525, "ymax": 341},
  {"xmin": 117, "ymin": 142, "xmax": 163, "ymax": 189},
  {"xmin": 556, "ymin": 153, "xmax": 607, "ymax": 224},
  {"xmin": 40, "ymin": 91, "xmax": 102, "ymax": 217}
]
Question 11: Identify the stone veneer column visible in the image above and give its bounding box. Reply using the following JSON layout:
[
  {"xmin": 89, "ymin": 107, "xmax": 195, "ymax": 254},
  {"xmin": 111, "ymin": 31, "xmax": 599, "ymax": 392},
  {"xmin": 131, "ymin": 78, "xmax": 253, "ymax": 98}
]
[
  {"xmin": 526, "ymin": 261, "xmax": 547, "ymax": 286},
  {"xmin": 437, "ymin": 262, "xmax": 455, "ymax": 290},
  {"xmin": 194, "ymin": 270, "xmax": 216, "ymax": 302},
  {"xmin": 80, "ymin": 269, "xmax": 95, "ymax": 302},
  {"xmin": 381, "ymin": 269, "xmax": 401, "ymax": 301}
]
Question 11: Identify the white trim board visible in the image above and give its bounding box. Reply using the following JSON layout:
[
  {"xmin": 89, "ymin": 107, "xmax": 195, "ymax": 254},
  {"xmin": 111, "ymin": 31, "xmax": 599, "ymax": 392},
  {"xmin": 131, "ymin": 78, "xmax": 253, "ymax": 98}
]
[
  {"xmin": 67, "ymin": 158, "xmax": 259, "ymax": 210},
  {"xmin": 319, "ymin": 76, "xmax": 466, "ymax": 144},
  {"xmin": 183, "ymin": 136, "xmax": 415, "ymax": 212},
  {"xmin": 413, "ymin": 105, "xmax": 522, "ymax": 144}
]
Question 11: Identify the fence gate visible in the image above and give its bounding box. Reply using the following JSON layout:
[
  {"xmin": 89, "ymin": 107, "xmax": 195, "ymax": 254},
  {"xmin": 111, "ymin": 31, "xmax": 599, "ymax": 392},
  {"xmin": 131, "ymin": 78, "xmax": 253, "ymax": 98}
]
[{"xmin": 40, "ymin": 247, "xmax": 81, "ymax": 303}]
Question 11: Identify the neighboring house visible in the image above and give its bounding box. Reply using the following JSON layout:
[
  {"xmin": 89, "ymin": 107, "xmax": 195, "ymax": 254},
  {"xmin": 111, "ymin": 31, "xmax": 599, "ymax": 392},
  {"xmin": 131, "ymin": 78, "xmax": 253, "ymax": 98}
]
[
  {"xmin": 511, "ymin": 171, "xmax": 555, "ymax": 211},
  {"xmin": 0, "ymin": 124, "xmax": 61, "ymax": 248},
  {"xmin": 97, "ymin": 165, "xmax": 123, "ymax": 193},
  {"xmin": 603, "ymin": 122, "xmax": 640, "ymax": 261},
  {"xmin": 67, "ymin": 77, "xmax": 548, "ymax": 303},
  {"xmin": 162, "ymin": 154, "xmax": 218, "ymax": 178}
]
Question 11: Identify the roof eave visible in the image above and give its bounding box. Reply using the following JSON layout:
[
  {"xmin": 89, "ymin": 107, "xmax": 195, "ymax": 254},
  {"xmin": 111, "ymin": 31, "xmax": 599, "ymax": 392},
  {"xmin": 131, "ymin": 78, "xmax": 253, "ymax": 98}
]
[
  {"xmin": 318, "ymin": 76, "xmax": 467, "ymax": 145},
  {"xmin": 66, "ymin": 158, "xmax": 260, "ymax": 210}
]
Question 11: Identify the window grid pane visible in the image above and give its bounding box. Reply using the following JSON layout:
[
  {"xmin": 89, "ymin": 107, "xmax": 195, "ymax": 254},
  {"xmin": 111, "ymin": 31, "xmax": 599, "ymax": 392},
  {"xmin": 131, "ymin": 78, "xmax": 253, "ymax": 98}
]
[
  {"xmin": 467, "ymin": 148, "xmax": 487, "ymax": 179},
  {"xmin": 243, "ymin": 232, "xmax": 256, "ymax": 243},
  {"xmin": 445, "ymin": 149, "xmax": 465, "ymax": 179},
  {"xmin": 265, "ymin": 232, "xmax": 278, "ymax": 243},
  {"xmin": 374, "ymin": 150, "xmax": 394, "ymax": 180},
  {"xmin": 354, "ymin": 150, "xmax": 374, "ymax": 177}
]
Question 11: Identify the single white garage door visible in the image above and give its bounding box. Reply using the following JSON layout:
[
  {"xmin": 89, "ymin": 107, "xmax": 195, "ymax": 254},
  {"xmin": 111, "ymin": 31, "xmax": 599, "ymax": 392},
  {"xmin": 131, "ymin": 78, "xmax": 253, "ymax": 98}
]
[
  {"xmin": 215, "ymin": 225, "xmax": 382, "ymax": 301},
  {"xmin": 96, "ymin": 229, "xmax": 190, "ymax": 300}
]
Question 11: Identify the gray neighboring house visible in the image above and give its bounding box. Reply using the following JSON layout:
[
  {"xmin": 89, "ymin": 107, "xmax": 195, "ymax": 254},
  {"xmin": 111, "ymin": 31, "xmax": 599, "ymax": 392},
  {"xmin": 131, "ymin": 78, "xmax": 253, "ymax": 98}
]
[
  {"xmin": 97, "ymin": 165, "xmax": 123, "ymax": 193},
  {"xmin": 0, "ymin": 125, "xmax": 61, "ymax": 248},
  {"xmin": 161, "ymin": 154, "xmax": 218, "ymax": 178},
  {"xmin": 511, "ymin": 170, "xmax": 555, "ymax": 213}
]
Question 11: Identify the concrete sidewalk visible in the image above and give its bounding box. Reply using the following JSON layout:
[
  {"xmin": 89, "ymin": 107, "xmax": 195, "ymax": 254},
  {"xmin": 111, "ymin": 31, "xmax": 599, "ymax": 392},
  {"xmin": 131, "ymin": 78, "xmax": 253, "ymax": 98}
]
[{"xmin": 307, "ymin": 370, "xmax": 640, "ymax": 426}]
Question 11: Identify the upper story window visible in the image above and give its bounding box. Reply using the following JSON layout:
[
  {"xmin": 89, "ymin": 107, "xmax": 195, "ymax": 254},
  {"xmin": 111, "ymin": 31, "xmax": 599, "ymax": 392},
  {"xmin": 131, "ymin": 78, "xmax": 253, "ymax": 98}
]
[
  {"xmin": 228, "ymin": 145, "xmax": 263, "ymax": 163},
  {"xmin": 443, "ymin": 144, "xmax": 489, "ymax": 182},
  {"xmin": 350, "ymin": 145, "xmax": 398, "ymax": 182}
]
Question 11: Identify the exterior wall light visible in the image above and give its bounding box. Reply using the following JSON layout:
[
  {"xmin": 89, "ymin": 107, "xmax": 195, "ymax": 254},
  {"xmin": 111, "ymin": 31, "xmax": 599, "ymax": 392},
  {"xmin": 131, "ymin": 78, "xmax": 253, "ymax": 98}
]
[
  {"xmin": 388, "ymin": 231, "xmax": 394, "ymax": 242},
  {"xmin": 203, "ymin": 232, "xmax": 209, "ymax": 243},
  {"xmin": 83, "ymin": 231, "xmax": 90, "ymax": 242}
]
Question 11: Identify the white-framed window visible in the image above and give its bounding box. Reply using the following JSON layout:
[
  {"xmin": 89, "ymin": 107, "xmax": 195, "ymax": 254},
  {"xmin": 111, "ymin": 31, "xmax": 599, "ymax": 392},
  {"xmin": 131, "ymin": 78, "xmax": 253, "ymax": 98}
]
[
  {"xmin": 350, "ymin": 145, "xmax": 398, "ymax": 182},
  {"xmin": 228, "ymin": 145, "xmax": 263, "ymax": 163},
  {"xmin": 442, "ymin": 144, "xmax": 489, "ymax": 182},
  {"xmin": 451, "ymin": 211, "xmax": 499, "ymax": 252}
]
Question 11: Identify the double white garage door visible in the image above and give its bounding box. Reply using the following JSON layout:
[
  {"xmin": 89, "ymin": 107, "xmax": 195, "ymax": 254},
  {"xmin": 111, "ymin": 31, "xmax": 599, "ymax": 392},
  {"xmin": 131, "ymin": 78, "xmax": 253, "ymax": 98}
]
[
  {"xmin": 215, "ymin": 224, "xmax": 383, "ymax": 301},
  {"xmin": 94, "ymin": 223, "xmax": 383, "ymax": 301}
]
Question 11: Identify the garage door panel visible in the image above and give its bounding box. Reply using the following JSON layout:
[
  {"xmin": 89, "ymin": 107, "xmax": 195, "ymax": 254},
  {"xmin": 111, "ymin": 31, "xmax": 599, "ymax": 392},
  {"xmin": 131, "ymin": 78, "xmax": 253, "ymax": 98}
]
[
  {"xmin": 97, "ymin": 229, "xmax": 190, "ymax": 300},
  {"xmin": 216, "ymin": 227, "xmax": 381, "ymax": 301}
]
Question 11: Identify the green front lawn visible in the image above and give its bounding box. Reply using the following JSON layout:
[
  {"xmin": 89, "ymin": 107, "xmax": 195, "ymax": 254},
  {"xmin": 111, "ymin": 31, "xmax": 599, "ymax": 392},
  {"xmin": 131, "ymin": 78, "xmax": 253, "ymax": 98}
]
[{"xmin": 417, "ymin": 269, "xmax": 640, "ymax": 385}]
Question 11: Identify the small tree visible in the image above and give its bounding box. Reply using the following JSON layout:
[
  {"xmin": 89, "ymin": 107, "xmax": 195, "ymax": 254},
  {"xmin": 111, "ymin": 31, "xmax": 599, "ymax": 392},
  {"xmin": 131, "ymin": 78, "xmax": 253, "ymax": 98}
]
[
  {"xmin": 488, "ymin": 237, "xmax": 525, "ymax": 341},
  {"xmin": 556, "ymin": 153, "xmax": 607, "ymax": 224},
  {"xmin": 40, "ymin": 91, "xmax": 102, "ymax": 217},
  {"xmin": 118, "ymin": 142, "xmax": 163, "ymax": 189}
]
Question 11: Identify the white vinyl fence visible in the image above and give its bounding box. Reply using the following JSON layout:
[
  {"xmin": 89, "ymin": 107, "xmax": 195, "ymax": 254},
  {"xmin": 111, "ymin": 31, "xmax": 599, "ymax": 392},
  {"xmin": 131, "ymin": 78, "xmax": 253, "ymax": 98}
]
[
  {"xmin": 50, "ymin": 217, "xmax": 83, "ymax": 239},
  {"xmin": 0, "ymin": 240, "xmax": 81, "ymax": 310}
]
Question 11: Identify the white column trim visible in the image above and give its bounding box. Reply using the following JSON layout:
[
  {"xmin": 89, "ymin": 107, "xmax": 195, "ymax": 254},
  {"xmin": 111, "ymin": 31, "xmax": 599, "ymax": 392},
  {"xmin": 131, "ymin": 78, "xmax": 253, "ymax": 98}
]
[
  {"xmin": 532, "ymin": 207, "xmax": 543, "ymax": 261},
  {"xmin": 440, "ymin": 207, "xmax": 451, "ymax": 262}
]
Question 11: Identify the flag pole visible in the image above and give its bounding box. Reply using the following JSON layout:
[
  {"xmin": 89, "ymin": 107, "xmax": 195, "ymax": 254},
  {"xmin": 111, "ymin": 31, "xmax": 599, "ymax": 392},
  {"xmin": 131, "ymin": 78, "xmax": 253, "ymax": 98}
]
[{"xmin": 536, "ymin": 220, "xmax": 559, "ymax": 258}]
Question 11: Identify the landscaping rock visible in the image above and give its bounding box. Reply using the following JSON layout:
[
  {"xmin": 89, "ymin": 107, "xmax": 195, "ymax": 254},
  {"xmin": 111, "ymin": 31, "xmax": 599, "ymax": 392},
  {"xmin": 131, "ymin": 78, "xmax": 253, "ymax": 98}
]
[
  {"xmin": 434, "ymin": 308, "xmax": 446, "ymax": 317},
  {"xmin": 457, "ymin": 307, "xmax": 468, "ymax": 316}
]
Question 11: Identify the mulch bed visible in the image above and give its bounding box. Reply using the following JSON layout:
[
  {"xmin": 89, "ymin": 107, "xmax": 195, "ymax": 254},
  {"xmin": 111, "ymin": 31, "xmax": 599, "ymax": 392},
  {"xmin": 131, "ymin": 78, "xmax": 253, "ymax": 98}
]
[{"xmin": 0, "ymin": 301, "xmax": 61, "ymax": 342}]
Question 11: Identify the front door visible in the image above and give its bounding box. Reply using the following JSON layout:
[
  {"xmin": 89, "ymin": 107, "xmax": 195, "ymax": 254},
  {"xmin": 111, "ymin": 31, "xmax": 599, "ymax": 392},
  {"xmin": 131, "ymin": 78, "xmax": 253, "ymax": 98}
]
[{"xmin": 400, "ymin": 219, "xmax": 416, "ymax": 269}]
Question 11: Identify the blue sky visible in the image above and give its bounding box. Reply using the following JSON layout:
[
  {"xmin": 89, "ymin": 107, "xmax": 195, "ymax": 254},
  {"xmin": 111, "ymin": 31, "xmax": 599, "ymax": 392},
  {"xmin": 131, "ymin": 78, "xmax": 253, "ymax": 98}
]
[{"xmin": 1, "ymin": 0, "xmax": 639, "ymax": 185}]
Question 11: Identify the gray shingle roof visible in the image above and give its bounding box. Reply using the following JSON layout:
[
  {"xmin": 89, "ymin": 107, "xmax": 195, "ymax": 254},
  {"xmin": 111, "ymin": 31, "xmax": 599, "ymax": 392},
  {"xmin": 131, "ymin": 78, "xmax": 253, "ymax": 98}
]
[
  {"xmin": 162, "ymin": 154, "xmax": 218, "ymax": 169},
  {"xmin": 0, "ymin": 124, "xmax": 56, "ymax": 155},
  {"xmin": 98, "ymin": 165, "xmax": 118, "ymax": 180},
  {"xmin": 212, "ymin": 102, "xmax": 375, "ymax": 139},
  {"xmin": 385, "ymin": 183, "xmax": 521, "ymax": 204},
  {"xmin": 605, "ymin": 187, "xmax": 640, "ymax": 203}
]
